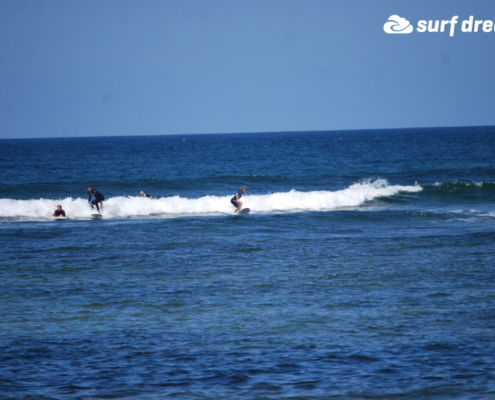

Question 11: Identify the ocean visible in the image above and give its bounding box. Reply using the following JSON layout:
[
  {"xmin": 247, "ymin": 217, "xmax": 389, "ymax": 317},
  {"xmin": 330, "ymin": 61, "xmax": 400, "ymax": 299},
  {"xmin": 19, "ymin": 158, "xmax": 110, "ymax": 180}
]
[{"xmin": 1, "ymin": 126, "xmax": 494, "ymax": 399}]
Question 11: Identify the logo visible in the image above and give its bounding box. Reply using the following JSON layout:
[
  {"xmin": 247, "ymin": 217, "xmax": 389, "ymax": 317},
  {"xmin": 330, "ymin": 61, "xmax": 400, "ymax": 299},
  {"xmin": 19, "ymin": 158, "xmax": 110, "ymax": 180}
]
[
  {"xmin": 384, "ymin": 15, "xmax": 495, "ymax": 37},
  {"xmin": 383, "ymin": 15, "xmax": 413, "ymax": 34}
]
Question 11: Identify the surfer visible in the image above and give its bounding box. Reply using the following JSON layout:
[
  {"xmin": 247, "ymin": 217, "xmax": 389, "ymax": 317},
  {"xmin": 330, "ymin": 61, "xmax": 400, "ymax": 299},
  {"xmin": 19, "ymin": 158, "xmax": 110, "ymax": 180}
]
[
  {"xmin": 52, "ymin": 205, "xmax": 66, "ymax": 217},
  {"xmin": 231, "ymin": 186, "xmax": 246, "ymax": 212},
  {"xmin": 87, "ymin": 185, "xmax": 105, "ymax": 213},
  {"xmin": 140, "ymin": 191, "xmax": 161, "ymax": 199}
]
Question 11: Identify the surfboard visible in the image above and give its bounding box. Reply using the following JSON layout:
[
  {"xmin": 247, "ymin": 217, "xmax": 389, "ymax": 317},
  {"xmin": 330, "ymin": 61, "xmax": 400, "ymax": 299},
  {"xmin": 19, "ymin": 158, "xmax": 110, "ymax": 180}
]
[
  {"xmin": 91, "ymin": 213, "xmax": 102, "ymax": 220},
  {"xmin": 236, "ymin": 208, "xmax": 250, "ymax": 215},
  {"xmin": 53, "ymin": 216, "xmax": 67, "ymax": 220}
]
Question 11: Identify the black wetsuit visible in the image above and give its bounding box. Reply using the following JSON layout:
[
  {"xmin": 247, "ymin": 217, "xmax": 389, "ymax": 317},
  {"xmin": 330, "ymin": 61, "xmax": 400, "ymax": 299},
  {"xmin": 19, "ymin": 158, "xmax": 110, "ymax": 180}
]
[
  {"xmin": 53, "ymin": 210, "xmax": 66, "ymax": 217},
  {"xmin": 88, "ymin": 189, "xmax": 105, "ymax": 212},
  {"xmin": 142, "ymin": 192, "xmax": 161, "ymax": 199},
  {"xmin": 231, "ymin": 190, "xmax": 243, "ymax": 208}
]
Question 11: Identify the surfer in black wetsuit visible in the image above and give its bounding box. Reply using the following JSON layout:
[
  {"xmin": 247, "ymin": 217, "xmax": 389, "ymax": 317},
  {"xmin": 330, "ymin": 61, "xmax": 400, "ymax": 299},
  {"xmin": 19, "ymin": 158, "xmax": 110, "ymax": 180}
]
[
  {"xmin": 140, "ymin": 191, "xmax": 174, "ymax": 199},
  {"xmin": 52, "ymin": 205, "xmax": 66, "ymax": 217},
  {"xmin": 87, "ymin": 186, "xmax": 105, "ymax": 212},
  {"xmin": 140, "ymin": 191, "xmax": 161, "ymax": 199},
  {"xmin": 231, "ymin": 186, "xmax": 246, "ymax": 212}
]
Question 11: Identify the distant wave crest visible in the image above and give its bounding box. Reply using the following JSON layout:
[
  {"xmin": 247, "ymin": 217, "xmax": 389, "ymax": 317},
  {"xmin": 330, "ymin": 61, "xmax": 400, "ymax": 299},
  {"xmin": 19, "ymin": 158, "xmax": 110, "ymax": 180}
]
[
  {"xmin": 424, "ymin": 181, "xmax": 495, "ymax": 194},
  {"xmin": 0, "ymin": 179, "xmax": 422, "ymax": 221}
]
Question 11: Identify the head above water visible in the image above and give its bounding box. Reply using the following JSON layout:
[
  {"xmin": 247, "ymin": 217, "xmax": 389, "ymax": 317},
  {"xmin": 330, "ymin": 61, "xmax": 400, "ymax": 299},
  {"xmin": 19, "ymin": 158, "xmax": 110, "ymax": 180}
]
[
  {"xmin": 240, "ymin": 186, "xmax": 246, "ymax": 192},
  {"xmin": 87, "ymin": 185, "xmax": 93, "ymax": 191}
]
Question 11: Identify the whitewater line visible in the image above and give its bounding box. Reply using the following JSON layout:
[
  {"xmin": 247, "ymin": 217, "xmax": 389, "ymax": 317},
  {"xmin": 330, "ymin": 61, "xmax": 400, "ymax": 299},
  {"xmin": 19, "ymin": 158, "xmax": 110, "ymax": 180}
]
[{"xmin": 0, "ymin": 180, "xmax": 422, "ymax": 221}]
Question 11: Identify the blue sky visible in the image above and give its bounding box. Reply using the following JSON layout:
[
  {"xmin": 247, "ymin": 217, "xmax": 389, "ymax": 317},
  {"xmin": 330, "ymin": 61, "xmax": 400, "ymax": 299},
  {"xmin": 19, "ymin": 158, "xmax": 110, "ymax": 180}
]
[{"xmin": 1, "ymin": 0, "xmax": 494, "ymax": 139}]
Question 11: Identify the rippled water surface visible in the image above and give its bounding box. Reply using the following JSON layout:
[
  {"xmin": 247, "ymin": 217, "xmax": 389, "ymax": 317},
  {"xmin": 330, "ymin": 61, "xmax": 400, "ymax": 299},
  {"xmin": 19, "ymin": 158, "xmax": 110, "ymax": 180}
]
[{"xmin": 1, "ymin": 127, "xmax": 495, "ymax": 399}]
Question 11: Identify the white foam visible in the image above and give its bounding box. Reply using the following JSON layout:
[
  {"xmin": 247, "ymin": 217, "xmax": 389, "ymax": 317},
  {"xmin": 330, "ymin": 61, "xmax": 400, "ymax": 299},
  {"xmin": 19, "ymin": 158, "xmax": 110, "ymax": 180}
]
[{"xmin": 0, "ymin": 179, "xmax": 422, "ymax": 221}]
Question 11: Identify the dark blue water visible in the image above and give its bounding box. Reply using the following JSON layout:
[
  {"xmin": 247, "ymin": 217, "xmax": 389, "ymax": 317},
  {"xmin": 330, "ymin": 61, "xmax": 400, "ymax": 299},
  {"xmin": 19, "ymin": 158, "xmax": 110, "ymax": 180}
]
[{"xmin": 1, "ymin": 127, "xmax": 495, "ymax": 399}]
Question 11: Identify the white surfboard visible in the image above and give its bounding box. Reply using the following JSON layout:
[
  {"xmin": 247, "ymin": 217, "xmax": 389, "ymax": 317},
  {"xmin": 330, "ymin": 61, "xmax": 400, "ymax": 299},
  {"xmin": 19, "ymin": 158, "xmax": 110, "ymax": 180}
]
[
  {"xmin": 53, "ymin": 216, "xmax": 68, "ymax": 220},
  {"xmin": 236, "ymin": 208, "xmax": 250, "ymax": 215},
  {"xmin": 91, "ymin": 213, "xmax": 102, "ymax": 220}
]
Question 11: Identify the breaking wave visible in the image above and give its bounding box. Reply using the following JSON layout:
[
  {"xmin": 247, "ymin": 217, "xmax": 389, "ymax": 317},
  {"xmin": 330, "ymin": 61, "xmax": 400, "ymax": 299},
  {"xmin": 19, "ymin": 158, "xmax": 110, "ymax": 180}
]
[{"xmin": 0, "ymin": 179, "xmax": 422, "ymax": 221}]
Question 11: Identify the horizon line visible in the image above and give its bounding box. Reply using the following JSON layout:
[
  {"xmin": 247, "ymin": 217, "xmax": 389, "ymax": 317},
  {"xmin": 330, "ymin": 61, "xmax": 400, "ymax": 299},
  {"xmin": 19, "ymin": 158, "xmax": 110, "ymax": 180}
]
[{"xmin": 1, "ymin": 124, "xmax": 493, "ymax": 141}]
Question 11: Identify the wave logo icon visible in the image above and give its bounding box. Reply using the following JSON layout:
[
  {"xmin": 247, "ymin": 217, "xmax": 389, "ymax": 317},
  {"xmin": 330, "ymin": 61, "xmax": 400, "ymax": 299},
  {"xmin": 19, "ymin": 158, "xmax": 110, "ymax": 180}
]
[{"xmin": 383, "ymin": 15, "xmax": 414, "ymax": 34}]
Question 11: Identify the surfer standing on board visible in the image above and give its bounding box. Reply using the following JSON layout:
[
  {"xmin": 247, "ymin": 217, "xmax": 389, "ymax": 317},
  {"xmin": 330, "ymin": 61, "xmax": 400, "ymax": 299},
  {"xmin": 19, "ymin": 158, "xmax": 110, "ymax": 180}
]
[
  {"xmin": 87, "ymin": 185, "xmax": 105, "ymax": 213},
  {"xmin": 231, "ymin": 186, "xmax": 246, "ymax": 212}
]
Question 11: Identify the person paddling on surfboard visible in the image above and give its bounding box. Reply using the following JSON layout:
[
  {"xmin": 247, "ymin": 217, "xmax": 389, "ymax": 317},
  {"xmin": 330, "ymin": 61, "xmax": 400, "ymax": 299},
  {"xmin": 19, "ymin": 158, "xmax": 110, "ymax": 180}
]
[
  {"xmin": 52, "ymin": 205, "xmax": 66, "ymax": 217},
  {"xmin": 140, "ymin": 190, "xmax": 164, "ymax": 199},
  {"xmin": 231, "ymin": 186, "xmax": 246, "ymax": 213},
  {"xmin": 140, "ymin": 191, "xmax": 174, "ymax": 199},
  {"xmin": 87, "ymin": 185, "xmax": 105, "ymax": 213}
]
